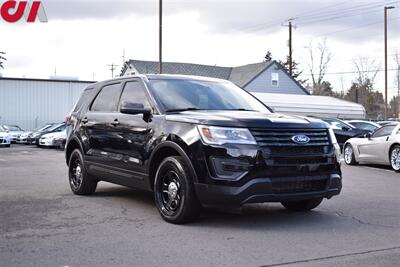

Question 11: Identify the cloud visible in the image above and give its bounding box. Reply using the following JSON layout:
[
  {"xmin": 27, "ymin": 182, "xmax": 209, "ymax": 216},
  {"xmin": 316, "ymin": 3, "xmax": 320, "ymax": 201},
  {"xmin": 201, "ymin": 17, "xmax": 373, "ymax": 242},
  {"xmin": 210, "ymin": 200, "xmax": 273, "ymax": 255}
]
[{"xmin": 42, "ymin": 0, "xmax": 399, "ymax": 43}]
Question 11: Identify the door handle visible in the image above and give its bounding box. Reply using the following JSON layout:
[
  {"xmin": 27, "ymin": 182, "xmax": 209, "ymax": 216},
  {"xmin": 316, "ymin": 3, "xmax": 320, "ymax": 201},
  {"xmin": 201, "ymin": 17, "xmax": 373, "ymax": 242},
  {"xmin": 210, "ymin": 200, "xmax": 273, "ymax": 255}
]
[
  {"xmin": 111, "ymin": 119, "xmax": 120, "ymax": 126},
  {"xmin": 81, "ymin": 117, "xmax": 88, "ymax": 124}
]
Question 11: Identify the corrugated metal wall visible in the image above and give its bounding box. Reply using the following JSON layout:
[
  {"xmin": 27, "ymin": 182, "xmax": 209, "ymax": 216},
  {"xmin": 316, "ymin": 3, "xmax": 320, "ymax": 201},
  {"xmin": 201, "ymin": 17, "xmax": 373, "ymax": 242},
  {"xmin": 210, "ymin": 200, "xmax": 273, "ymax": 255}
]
[{"xmin": 0, "ymin": 78, "xmax": 94, "ymax": 130}]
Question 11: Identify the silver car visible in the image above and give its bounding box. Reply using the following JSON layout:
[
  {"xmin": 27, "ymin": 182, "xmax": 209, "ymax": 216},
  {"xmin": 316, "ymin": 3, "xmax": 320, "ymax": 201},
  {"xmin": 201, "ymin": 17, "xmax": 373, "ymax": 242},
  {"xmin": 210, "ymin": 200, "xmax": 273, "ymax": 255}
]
[{"xmin": 344, "ymin": 123, "xmax": 400, "ymax": 171}]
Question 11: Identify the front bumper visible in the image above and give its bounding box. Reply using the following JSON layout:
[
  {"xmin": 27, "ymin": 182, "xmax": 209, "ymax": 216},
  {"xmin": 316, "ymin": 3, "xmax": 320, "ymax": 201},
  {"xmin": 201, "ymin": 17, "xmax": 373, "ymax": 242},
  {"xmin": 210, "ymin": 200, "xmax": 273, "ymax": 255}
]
[
  {"xmin": 39, "ymin": 139, "xmax": 54, "ymax": 146},
  {"xmin": 194, "ymin": 174, "xmax": 342, "ymax": 205}
]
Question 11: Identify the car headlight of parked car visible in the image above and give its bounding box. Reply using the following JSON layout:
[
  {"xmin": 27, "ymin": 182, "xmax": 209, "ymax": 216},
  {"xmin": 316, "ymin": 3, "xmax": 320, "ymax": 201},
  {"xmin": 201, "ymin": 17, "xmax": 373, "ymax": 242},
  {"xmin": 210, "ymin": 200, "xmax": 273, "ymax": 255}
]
[{"xmin": 197, "ymin": 125, "xmax": 257, "ymax": 145}]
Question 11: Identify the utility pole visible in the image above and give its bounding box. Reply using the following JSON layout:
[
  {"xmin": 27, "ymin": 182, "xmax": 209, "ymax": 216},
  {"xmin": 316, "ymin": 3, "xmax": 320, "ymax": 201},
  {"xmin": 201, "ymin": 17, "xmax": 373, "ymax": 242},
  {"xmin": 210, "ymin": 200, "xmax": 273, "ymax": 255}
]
[
  {"xmin": 159, "ymin": 0, "xmax": 163, "ymax": 74},
  {"xmin": 107, "ymin": 63, "xmax": 118, "ymax": 78},
  {"xmin": 384, "ymin": 6, "xmax": 395, "ymax": 119},
  {"xmin": 288, "ymin": 20, "xmax": 293, "ymax": 76}
]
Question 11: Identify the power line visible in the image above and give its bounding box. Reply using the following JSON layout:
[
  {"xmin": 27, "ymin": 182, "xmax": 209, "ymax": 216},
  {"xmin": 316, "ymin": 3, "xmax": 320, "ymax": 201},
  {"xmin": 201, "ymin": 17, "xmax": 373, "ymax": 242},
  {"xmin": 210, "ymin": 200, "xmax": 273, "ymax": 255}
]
[
  {"xmin": 303, "ymin": 68, "xmax": 399, "ymax": 76},
  {"xmin": 314, "ymin": 15, "xmax": 400, "ymax": 37},
  {"xmin": 233, "ymin": 0, "xmax": 396, "ymax": 34}
]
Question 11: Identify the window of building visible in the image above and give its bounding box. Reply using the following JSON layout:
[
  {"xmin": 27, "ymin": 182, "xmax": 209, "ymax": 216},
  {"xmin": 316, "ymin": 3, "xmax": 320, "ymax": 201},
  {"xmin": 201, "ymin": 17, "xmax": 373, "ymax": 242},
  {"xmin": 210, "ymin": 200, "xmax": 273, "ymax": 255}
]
[
  {"xmin": 271, "ymin": 72, "xmax": 279, "ymax": 87},
  {"xmin": 91, "ymin": 83, "xmax": 122, "ymax": 112}
]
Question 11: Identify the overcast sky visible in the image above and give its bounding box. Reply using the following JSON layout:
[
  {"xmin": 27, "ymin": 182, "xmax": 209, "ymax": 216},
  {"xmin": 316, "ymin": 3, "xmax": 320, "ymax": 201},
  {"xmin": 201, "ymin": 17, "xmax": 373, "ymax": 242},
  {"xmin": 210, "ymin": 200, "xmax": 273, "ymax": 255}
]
[{"xmin": 1, "ymin": 0, "xmax": 399, "ymax": 97}]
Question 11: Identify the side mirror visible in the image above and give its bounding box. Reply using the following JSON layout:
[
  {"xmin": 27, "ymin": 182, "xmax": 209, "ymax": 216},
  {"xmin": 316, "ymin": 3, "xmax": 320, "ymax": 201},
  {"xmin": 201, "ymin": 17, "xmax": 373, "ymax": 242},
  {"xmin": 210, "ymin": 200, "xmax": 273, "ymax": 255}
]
[
  {"xmin": 364, "ymin": 133, "xmax": 372, "ymax": 139},
  {"xmin": 120, "ymin": 102, "xmax": 152, "ymax": 122},
  {"xmin": 342, "ymin": 126, "xmax": 350, "ymax": 131}
]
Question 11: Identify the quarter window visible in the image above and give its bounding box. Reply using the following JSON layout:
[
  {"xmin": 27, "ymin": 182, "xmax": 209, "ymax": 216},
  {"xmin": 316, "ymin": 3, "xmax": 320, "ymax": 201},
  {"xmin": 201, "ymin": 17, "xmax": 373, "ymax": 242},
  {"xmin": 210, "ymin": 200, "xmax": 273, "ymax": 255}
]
[
  {"xmin": 120, "ymin": 81, "xmax": 151, "ymax": 109},
  {"xmin": 91, "ymin": 83, "xmax": 122, "ymax": 112}
]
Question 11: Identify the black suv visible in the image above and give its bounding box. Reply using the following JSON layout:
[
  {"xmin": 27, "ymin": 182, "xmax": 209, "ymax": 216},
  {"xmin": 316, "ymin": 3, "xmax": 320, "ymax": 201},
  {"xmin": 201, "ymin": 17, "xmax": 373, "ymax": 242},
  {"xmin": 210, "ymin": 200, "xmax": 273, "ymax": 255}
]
[{"xmin": 66, "ymin": 74, "xmax": 342, "ymax": 224}]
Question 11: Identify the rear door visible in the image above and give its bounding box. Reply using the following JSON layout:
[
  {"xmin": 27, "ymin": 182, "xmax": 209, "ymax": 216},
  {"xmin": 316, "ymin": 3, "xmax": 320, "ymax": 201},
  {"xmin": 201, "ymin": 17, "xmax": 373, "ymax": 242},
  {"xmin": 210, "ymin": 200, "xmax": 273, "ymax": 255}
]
[{"xmin": 81, "ymin": 82, "xmax": 123, "ymax": 169}]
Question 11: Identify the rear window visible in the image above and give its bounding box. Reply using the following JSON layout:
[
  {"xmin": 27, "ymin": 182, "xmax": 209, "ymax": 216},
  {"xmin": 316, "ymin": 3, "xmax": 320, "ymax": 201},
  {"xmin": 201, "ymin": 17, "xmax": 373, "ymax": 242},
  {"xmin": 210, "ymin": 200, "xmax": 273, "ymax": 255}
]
[
  {"xmin": 73, "ymin": 88, "xmax": 93, "ymax": 113},
  {"xmin": 91, "ymin": 83, "xmax": 122, "ymax": 112}
]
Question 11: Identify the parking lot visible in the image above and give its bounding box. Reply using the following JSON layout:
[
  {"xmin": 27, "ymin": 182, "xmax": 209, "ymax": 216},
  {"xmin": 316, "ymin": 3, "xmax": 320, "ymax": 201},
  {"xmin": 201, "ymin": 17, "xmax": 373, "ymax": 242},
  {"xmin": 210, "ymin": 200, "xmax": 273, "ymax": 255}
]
[{"xmin": 0, "ymin": 145, "xmax": 399, "ymax": 267}]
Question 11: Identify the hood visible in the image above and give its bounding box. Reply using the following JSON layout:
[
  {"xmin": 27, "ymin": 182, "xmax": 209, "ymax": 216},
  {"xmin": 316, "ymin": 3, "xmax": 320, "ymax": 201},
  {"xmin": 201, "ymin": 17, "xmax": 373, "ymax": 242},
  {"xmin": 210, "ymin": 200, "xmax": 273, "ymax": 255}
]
[
  {"xmin": 41, "ymin": 130, "xmax": 66, "ymax": 139},
  {"xmin": 166, "ymin": 111, "xmax": 327, "ymax": 129},
  {"xmin": 0, "ymin": 132, "xmax": 10, "ymax": 138}
]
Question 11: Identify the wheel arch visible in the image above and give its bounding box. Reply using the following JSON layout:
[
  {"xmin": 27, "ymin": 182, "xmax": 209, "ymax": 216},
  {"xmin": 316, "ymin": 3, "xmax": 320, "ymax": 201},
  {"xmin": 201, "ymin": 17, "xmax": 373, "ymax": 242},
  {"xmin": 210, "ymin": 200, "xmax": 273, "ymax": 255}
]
[
  {"xmin": 65, "ymin": 137, "xmax": 83, "ymax": 165},
  {"xmin": 147, "ymin": 141, "xmax": 198, "ymax": 191},
  {"xmin": 388, "ymin": 143, "xmax": 400, "ymax": 161}
]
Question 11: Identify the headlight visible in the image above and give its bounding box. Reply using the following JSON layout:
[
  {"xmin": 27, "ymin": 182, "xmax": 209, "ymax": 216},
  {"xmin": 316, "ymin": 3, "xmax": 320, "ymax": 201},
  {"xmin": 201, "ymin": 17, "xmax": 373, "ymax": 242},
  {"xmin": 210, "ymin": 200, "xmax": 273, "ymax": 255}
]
[{"xmin": 197, "ymin": 125, "xmax": 256, "ymax": 145}]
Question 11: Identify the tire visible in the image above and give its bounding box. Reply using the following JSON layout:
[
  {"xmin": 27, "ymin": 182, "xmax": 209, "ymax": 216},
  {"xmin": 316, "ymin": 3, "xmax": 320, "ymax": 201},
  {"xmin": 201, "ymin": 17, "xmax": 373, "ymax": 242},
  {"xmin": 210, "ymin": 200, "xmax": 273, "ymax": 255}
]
[
  {"xmin": 154, "ymin": 156, "xmax": 201, "ymax": 224},
  {"xmin": 281, "ymin": 198, "xmax": 323, "ymax": 212},
  {"xmin": 390, "ymin": 145, "xmax": 400, "ymax": 172},
  {"xmin": 344, "ymin": 144, "xmax": 357, "ymax": 165},
  {"xmin": 68, "ymin": 149, "xmax": 97, "ymax": 195}
]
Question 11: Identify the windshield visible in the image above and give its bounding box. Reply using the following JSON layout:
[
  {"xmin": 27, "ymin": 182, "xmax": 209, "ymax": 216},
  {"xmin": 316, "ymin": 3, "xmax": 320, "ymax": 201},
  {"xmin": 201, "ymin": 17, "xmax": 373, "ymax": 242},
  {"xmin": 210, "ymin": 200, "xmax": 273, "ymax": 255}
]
[
  {"xmin": 349, "ymin": 122, "xmax": 379, "ymax": 132},
  {"xmin": 47, "ymin": 124, "xmax": 65, "ymax": 132},
  {"xmin": 148, "ymin": 79, "xmax": 271, "ymax": 113},
  {"xmin": 324, "ymin": 119, "xmax": 355, "ymax": 130},
  {"xmin": 4, "ymin": 125, "xmax": 23, "ymax": 131}
]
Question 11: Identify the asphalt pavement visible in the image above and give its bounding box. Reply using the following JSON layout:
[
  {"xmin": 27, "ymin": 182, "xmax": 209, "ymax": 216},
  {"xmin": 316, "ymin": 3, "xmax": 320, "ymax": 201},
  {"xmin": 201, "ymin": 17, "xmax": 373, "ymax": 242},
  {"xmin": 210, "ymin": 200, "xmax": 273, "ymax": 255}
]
[{"xmin": 1, "ymin": 145, "xmax": 399, "ymax": 267}]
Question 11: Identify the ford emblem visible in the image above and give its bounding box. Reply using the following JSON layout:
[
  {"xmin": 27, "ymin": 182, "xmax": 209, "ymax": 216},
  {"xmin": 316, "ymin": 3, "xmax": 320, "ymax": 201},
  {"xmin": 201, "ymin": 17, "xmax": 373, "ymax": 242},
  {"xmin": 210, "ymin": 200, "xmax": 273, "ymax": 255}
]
[{"xmin": 292, "ymin": 135, "xmax": 310, "ymax": 144}]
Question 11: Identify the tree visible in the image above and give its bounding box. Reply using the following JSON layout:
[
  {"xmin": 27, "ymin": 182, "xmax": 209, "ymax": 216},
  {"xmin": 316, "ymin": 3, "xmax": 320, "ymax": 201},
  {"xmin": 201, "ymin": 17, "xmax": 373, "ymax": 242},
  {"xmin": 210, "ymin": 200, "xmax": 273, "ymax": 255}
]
[
  {"xmin": 306, "ymin": 40, "xmax": 332, "ymax": 94},
  {"xmin": 263, "ymin": 50, "xmax": 307, "ymax": 85},
  {"xmin": 264, "ymin": 51, "xmax": 272, "ymax": 62},
  {"xmin": 344, "ymin": 58, "xmax": 383, "ymax": 119},
  {"xmin": 0, "ymin": 51, "xmax": 6, "ymax": 70}
]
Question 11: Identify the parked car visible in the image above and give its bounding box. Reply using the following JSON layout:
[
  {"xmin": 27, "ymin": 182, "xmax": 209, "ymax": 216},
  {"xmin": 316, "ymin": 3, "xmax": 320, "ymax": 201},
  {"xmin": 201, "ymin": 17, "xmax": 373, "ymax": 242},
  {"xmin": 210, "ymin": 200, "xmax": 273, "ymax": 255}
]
[
  {"xmin": 65, "ymin": 74, "xmax": 342, "ymax": 224},
  {"xmin": 376, "ymin": 121, "xmax": 395, "ymax": 126},
  {"xmin": 27, "ymin": 123, "xmax": 61, "ymax": 145},
  {"xmin": 0, "ymin": 125, "xmax": 24, "ymax": 143},
  {"xmin": 0, "ymin": 131, "xmax": 11, "ymax": 147},
  {"xmin": 16, "ymin": 131, "xmax": 32, "ymax": 144},
  {"xmin": 344, "ymin": 123, "xmax": 400, "ymax": 171},
  {"xmin": 346, "ymin": 120, "xmax": 381, "ymax": 132},
  {"xmin": 321, "ymin": 118, "xmax": 370, "ymax": 149},
  {"xmin": 39, "ymin": 129, "xmax": 67, "ymax": 149}
]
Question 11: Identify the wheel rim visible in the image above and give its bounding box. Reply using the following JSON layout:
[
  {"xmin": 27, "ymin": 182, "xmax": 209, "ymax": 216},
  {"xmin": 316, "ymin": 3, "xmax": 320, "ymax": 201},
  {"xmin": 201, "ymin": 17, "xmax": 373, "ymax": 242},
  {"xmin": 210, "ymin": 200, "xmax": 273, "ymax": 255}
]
[
  {"xmin": 391, "ymin": 148, "xmax": 400, "ymax": 171},
  {"xmin": 344, "ymin": 145, "xmax": 353, "ymax": 164},
  {"xmin": 159, "ymin": 169, "xmax": 182, "ymax": 214},
  {"xmin": 70, "ymin": 157, "xmax": 83, "ymax": 190}
]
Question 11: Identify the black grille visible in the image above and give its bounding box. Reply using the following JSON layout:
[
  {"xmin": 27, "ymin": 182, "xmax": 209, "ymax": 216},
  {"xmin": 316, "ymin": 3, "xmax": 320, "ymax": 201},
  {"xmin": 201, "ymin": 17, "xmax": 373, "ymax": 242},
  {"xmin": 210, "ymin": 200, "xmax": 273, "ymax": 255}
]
[
  {"xmin": 250, "ymin": 128, "xmax": 329, "ymax": 147},
  {"xmin": 272, "ymin": 176, "xmax": 328, "ymax": 194},
  {"xmin": 270, "ymin": 146, "xmax": 327, "ymax": 155}
]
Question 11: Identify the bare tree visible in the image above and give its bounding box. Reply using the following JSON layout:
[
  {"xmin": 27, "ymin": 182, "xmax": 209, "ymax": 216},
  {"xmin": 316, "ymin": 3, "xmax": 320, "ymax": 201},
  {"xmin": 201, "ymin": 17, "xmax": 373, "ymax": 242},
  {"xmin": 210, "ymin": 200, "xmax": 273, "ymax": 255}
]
[
  {"xmin": 353, "ymin": 57, "xmax": 380, "ymax": 86},
  {"xmin": 306, "ymin": 39, "xmax": 332, "ymax": 94}
]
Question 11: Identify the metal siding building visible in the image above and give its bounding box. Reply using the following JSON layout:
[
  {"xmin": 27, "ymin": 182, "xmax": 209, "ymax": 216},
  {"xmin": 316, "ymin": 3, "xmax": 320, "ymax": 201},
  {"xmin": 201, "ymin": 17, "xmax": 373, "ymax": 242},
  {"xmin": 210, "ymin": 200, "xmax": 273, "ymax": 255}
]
[{"xmin": 0, "ymin": 78, "xmax": 95, "ymax": 130}]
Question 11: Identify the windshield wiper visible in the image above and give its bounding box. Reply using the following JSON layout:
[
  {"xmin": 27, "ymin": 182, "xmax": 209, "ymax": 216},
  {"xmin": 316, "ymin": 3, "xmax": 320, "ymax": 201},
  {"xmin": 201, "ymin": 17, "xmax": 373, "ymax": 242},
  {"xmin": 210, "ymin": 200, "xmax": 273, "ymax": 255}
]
[{"xmin": 165, "ymin": 108, "xmax": 204, "ymax": 113}]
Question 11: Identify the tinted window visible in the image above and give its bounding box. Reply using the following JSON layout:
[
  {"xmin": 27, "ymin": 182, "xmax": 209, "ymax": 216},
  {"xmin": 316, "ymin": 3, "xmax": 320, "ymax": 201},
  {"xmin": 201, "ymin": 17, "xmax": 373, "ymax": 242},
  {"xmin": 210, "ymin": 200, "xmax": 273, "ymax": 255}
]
[
  {"xmin": 120, "ymin": 81, "xmax": 151, "ymax": 109},
  {"xmin": 372, "ymin": 126, "xmax": 396, "ymax": 138},
  {"xmin": 73, "ymin": 88, "xmax": 93, "ymax": 112},
  {"xmin": 91, "ymin": 83, "xmax": 122, "ymax": 112},
  {"xmin": 149, "ymin": 79, "xmax": 270, "ymax": 113}
]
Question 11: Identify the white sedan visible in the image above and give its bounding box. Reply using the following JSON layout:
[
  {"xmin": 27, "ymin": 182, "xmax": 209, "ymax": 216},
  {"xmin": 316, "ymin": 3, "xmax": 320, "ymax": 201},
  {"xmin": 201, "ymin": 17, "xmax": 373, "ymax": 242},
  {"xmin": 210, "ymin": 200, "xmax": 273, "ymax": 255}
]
[
  {"xmin": 344, "ymin": 123, "xmax": 400, "ymax": 171},
  {"xmin": 39, "ymin": 129, "xmax": 67, "ymax": 148},
  {"xmin": 0, "ymin": 131, "xmax": 11, "ymax": 147}
]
